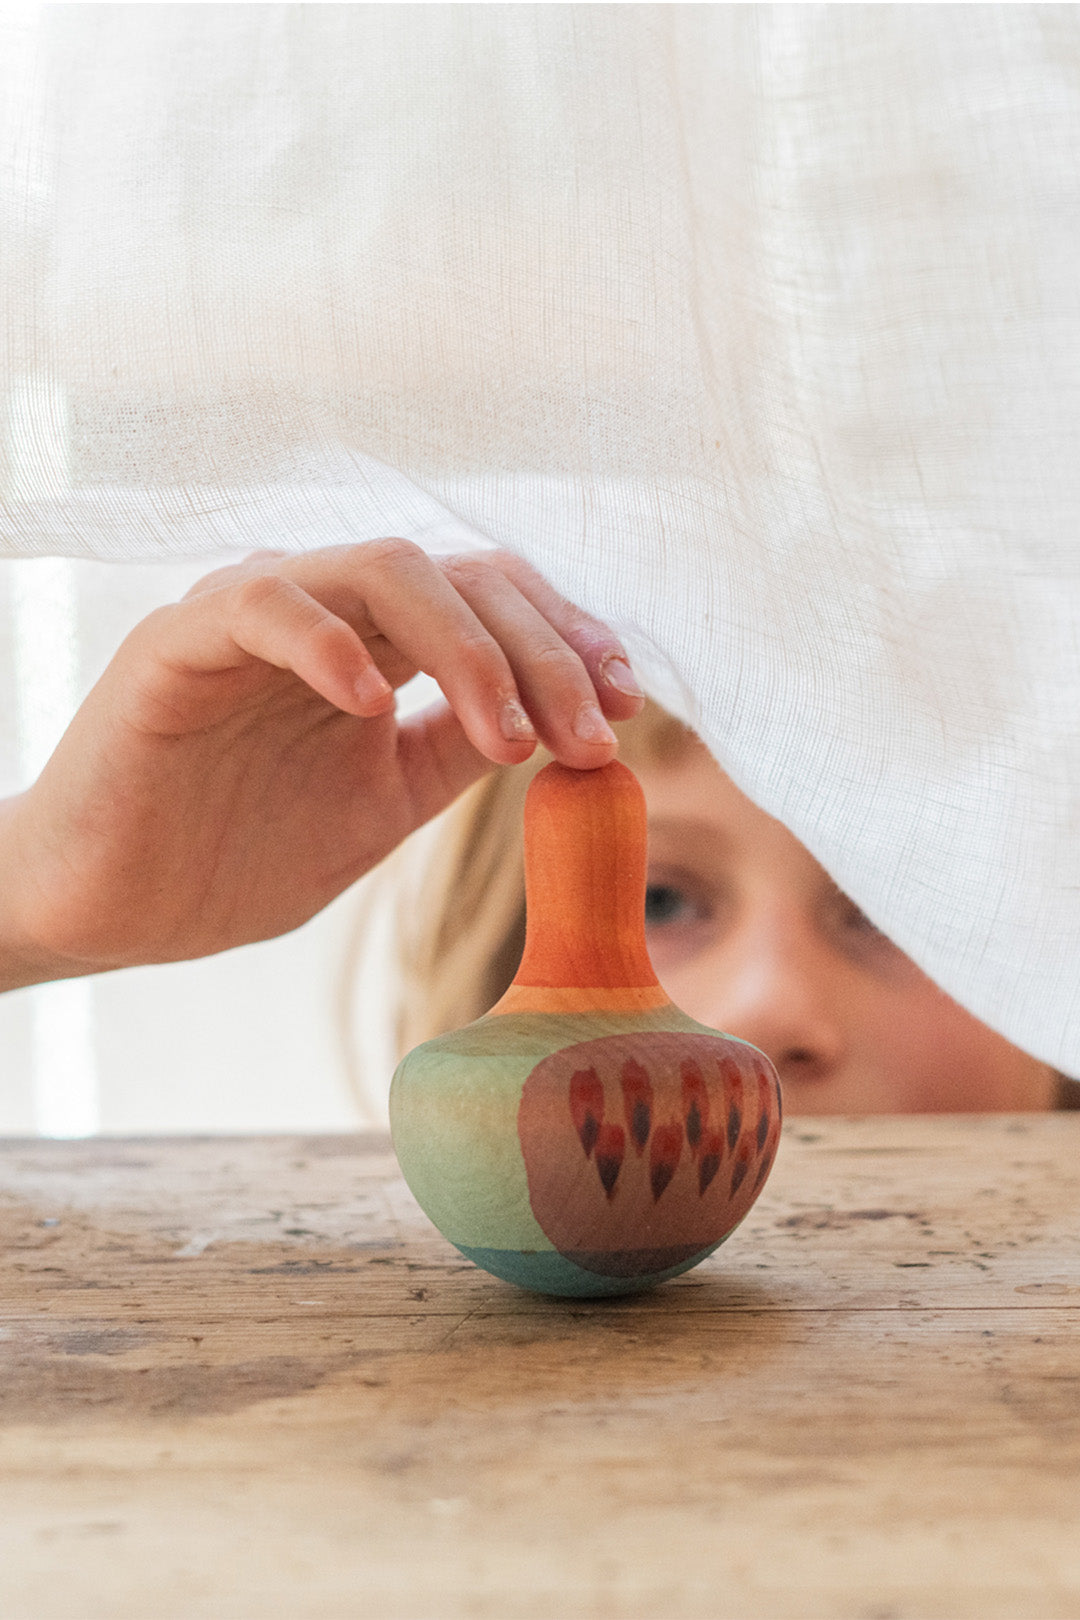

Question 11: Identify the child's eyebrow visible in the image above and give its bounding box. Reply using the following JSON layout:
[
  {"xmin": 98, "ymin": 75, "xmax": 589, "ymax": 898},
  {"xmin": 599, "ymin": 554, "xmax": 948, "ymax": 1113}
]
[{"xmin": 644, "ymin": 816, "xmax": 735, "ymax": 855}]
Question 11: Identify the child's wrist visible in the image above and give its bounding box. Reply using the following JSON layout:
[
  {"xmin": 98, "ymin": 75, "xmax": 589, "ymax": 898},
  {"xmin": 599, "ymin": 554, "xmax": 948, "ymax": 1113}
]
[{"xmin": 0, "ymin": 795, "xmax": 85, "ymax": 993}]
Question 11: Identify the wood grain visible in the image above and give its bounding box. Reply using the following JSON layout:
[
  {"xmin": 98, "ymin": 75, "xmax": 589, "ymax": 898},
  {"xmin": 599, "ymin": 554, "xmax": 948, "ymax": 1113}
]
[{"xmin": 1, "ymin": 1116, "xmax": 1079, "ymax": 1619}]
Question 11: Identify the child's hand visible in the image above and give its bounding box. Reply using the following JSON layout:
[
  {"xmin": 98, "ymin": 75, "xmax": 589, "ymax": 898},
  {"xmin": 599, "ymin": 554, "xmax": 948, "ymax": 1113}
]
[{"xmin": 0, "ymin": 542, "xmax": 644, "ymax": 988}]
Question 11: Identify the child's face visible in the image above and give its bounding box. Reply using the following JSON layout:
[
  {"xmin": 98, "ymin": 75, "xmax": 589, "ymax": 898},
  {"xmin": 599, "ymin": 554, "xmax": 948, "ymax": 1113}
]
[{"xmin": 636, "ymin": 743, "xmax": 1056, "ymax": 1114}]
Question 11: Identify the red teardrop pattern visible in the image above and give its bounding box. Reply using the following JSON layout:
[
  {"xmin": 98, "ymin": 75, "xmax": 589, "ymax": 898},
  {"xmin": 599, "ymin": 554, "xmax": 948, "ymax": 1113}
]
[
  {"xmin": 594, "ymin": 1122, "xmax": 626, "ymax": 1200},
  {"xmin": 569, "ymin": 1068, "xmax": 604, "ymax": 1159},
  {"xmin": 648, "ymin": 1122, "xmax": 683, "ymax": 1201},
  {"xmin": 518, "ymin": 1031, "xmax": 782, "ymax": 1278},
  {"xmin": 680, "ymin": 1059, "xmax": 709, "ymax": 1158},
  {"xmin": 621, "ymin": 1059, "xmax": 653, "ymax": 1157}
]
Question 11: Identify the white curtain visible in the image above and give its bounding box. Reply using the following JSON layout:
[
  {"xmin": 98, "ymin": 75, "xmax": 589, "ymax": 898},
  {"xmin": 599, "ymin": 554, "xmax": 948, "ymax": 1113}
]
[{"xmin": 2, "ymin": 4, "xmax": 1079, "ymax": 1087}]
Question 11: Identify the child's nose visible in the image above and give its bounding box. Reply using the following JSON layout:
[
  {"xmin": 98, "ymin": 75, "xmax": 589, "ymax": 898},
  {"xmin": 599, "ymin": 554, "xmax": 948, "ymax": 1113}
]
[{"xmin": 703, "ymin": 932, "xmax": 847, "ymax": 1086}]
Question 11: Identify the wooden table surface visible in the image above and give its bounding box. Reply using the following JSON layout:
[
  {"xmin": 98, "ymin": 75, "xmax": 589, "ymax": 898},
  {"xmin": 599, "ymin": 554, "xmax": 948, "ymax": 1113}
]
[{"xmin": 1, "ymin": 1117, "xmax": 1078, "ymax": 1620}]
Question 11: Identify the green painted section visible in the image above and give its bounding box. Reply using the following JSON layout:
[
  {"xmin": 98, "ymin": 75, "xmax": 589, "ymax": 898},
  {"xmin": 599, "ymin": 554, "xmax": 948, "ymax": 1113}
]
[
  {"xmin": 389, "ymin": 1005, "xmax": 730, "ymax": 1253},
  {"xmin": 454, "ymin": 1240, "xmax": 725, "ymax": 1297},
  {"xmin": 390, "ymin": 1040, "xmax": 545, "ymax": 1250}
]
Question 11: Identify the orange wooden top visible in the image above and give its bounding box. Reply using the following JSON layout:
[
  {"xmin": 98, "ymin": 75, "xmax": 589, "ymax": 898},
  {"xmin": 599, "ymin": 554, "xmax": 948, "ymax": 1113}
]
[{"xmin": 509, "ymin": 761, "xmax": 662, "ymax": 994}]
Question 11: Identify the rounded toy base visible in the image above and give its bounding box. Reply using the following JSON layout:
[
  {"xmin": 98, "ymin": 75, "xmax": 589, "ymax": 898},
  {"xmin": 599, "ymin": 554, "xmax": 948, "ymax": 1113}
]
[{"xmin": 455, "ymin": 1240, "xmax": 724, "ymax": 1298}]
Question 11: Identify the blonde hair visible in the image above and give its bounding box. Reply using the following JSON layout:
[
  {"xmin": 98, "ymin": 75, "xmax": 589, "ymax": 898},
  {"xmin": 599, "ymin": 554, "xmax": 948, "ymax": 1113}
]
[{"xmin": 338, "ymin": 699, "xmax": 699, "ymax": 1112}]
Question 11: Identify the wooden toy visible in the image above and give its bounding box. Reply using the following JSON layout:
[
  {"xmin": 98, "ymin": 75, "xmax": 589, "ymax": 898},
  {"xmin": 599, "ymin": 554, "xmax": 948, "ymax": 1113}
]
[{"xmin": 389, "ymin": 759, "xmax": 782, "ymax": 1296}]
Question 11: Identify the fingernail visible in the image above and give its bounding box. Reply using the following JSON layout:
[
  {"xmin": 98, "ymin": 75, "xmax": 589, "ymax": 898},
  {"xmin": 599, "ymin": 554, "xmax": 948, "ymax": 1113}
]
[
  {"xmin": 500, "ymin": 696, "xmax": 536, "ymax": 743},
  {"xmin": 573, "ymin": 702, "xmax": 617, "ymax": 745},
  {"xmin": 601, "ymin": 656, "xmax": 643, "ymax": 699},
  {"xmin": 355, "ymin": 666, "xmax": 393, "ymax": 708}
]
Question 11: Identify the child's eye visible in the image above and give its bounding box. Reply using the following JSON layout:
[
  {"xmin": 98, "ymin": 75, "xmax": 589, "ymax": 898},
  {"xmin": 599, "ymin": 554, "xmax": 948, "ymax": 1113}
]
[
  {"xmin": 644, "ymin": 882, "xmax": 708, "ymax": 929},
  {"xmin": 645, "ymin": 883, "xmax": 688, "ymax": 925},
  {"xmin": 837, "ymin": 895, "xmax": 890, "ymax": 946},
  {"xmin": 845, "ymin": 901, "xmax": 883, "ymax": 934},
  {"xmin": 821, "ymin": 877, "xmax": 887, "ymax": 943}
]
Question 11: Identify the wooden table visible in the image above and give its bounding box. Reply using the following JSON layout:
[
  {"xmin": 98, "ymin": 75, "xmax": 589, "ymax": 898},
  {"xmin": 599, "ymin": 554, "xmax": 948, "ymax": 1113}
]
[{"xmin": 1, "ymin": 1117, "xmax": 1078, "ymax": 1619}]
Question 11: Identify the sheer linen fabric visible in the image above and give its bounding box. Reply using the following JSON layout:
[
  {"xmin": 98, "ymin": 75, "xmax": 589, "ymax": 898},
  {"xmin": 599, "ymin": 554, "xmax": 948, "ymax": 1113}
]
[{"xmin": 1, "ymin": 5, "xmax": 1078, "ymax": 1082}]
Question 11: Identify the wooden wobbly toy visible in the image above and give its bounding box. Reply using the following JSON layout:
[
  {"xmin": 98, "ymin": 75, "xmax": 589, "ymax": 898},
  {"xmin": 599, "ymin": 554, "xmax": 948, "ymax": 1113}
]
[{"xmin": 390, "ymin": 759, "xmax": 782, "ymax": 1297}]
